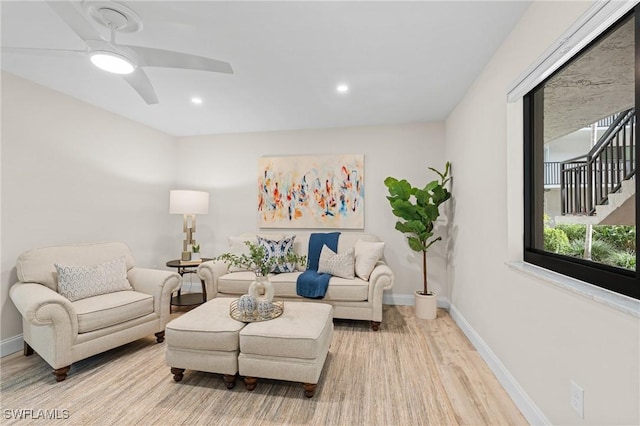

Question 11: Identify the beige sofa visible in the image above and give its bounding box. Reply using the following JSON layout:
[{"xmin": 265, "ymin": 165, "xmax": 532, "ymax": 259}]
[
  {"xmin": 197, "ymin": 232, "xmax": 394, "ymax": 330},
  {"xmin": 9, "ymin": 242, "xmax": 181, "ymax": 381}
]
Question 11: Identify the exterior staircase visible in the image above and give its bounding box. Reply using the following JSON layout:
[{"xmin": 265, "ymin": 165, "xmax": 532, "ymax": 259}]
[
  {"xmin": 555, "ymin": 108, "xmax": 635, "ymax": 226},
  {"xmin": 556, "ymin": 178, "xmax": 635, "ymax": 225}
]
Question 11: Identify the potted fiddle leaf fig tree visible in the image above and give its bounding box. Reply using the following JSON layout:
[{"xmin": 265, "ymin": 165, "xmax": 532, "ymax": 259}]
[{"xmin": 384, "ymin": 162, "xmax": 451, "ymax": 320}]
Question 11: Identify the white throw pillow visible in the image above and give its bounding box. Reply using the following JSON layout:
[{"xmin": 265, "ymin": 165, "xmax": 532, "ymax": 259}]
[
  {"xmin": 354, "ymin": 240, "xmax": 385, "ymax": 280},
  {"xmin": 55, "ymin": 256, "xmax": 132, "ymax": 302},
  {"xmin": 318, "ymin": 245, "xmax": 355, "ymax": 279}
]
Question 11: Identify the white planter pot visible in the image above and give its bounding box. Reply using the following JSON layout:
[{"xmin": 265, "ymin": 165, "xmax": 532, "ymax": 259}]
[
  {"xmin": 191, "ymin": 253, "xmax": 201, "ymax": 261},
  {"xmin": 414, "ymin": 291, "xmax": 437, "ymax": 320}
]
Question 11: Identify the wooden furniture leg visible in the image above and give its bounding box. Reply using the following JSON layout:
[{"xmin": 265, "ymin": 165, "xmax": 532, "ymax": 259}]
[
  {"xmin": 371, "ymin": 321, "xmax": 380, "ymax": 331},
  {"xmin": 53, "ymin": 366, "xmax": 70, "ymax": 382},
  {"xmin": 201, "ymin": 279, "xmax": 207, "ymax": 302},
  {"xmin": 244, "ymin": 376, "xmax": 258, "ymax": 391},
  {"xmin": 24, "ymin": 342, "xmax": 34, "ymax": 356},
  {"xmin": 155, "ymin": 331, "xmax": 165, "ymax": 343},
  {"xmin": 171, "ymin": 367, "xmax": 185, "ymax": 382},
  {"xmin": 303, "ymin": 383, "xmax": 317, "ymax": 398},
  {"xmin": 223, "ymin": 374, "xmax": 237, "ymax": 389}
]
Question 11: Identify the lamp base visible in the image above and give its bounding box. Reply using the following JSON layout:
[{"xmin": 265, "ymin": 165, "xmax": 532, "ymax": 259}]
[{"xmin": 181, "ymin": 251, "xmax": 192, "ymax": 261}]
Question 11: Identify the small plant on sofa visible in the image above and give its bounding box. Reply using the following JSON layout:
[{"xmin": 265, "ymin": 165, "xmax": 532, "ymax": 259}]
[{"xmin": 215, "ymin": 241, "xmax": 306, "ymax": 277}]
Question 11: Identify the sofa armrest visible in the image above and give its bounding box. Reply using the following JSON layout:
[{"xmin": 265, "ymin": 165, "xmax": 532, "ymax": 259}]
[
  {"xmin": 367, "ymin": 261, "xmax": 394, "ymax": 300},
  {"xmin": 197, "ymin": 260, "xmax": 230, "ymax": 300},
  {"xmin": 127, "ymin": 268, "xmax": 181, "ymax": 324},
  {"xmin": 9, "ymin": 282, "xmax": 78, "ymax": 337}
]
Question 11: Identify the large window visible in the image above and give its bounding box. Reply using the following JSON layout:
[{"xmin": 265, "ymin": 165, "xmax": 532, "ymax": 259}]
[{"xmin": 524, "ymin": 8, "xmax": 639, "ymax": 299}]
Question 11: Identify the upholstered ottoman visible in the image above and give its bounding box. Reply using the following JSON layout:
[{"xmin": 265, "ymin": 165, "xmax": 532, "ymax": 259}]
[
  {"xmin": 165, "ymin": 298, "xmax": 245, "ymax": 389},
  {"xmin": 238, "ymin": 302, "xmax": 333, "ymax": 397}
]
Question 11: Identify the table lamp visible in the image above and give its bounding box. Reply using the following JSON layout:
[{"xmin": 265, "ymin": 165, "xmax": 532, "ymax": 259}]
[{"xmin": 169, "ymin": 190, "xmax": 209, "ymax": 261}]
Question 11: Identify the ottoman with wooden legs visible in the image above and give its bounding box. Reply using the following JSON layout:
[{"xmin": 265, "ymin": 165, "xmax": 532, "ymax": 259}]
[
  {"xmin": 165, "ymin": 297, "xmax": 244, "ymax": 389},
  {"xmin": 239, "ymin": 302, "xmax": 333, "ymax": 398}
]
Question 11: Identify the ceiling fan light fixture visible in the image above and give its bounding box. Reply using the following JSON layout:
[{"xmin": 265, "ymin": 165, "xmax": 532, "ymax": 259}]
[
  {"xmin": 90, "ymin": 51, "xmax": 135, "ymax": 74},
  {"xmin": 336, "ymin": 84, "xmax": 349, "ymax": 94}
]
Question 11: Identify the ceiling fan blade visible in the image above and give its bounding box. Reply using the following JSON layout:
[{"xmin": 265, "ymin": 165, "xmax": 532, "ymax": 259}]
[
  {"xmin": 2, "ymin": 46, "xmax": 85, "ymax": 57},
  {"xmin": 47, "ymin": 1, "xmax": 103, "ymax": 42},
  {"xmin": 122, "ymin": 68, "xmax": 159, "ymax": 105},
  {"xmin": 123, "ymin": 45, "xmax": 233, "ymax": 74}
]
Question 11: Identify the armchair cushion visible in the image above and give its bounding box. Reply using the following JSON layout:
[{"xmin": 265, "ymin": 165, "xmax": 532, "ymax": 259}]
[
  {"xmin": 17, "ymin": 242, "xmax": 135, "ymax": 292},
  {"xmin": 55, "ymin": 257, "xmax": 132, "ymax": 302},
  {"xmin": 73, "ymin": 291, "xmax": 154, "ymax": 334}
]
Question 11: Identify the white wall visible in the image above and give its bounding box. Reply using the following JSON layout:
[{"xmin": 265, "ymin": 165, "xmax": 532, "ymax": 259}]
[
  {"xmin": 0, "ymin": 73, "xmax": 447, "ymax": 349},
  {"xmin": 446, "ymin": 2, "xmax": 639, "ymax": 425},
  {"xmin": 3, "ymin": 3, "xmax": 638, "ymax": 423},
  {"xmin": 1, "ymin": 73, "xmax": 178, "ymax": 348},
  {"xmin": 174, "ymin": 123, "xmax": 446, "ymax": 303}
]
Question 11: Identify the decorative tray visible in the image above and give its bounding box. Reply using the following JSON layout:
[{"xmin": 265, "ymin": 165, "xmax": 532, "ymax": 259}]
[{"xmin": 229, "ymin": 299, "xmax": 284, "ymax": 322}]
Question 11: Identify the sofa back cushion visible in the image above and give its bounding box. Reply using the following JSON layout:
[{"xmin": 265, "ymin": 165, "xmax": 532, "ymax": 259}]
[
  {"xmin": 228, "ymin": 233, "xmax": 285, "ymax": 255},
  {"xmin": 229, "ymin": 232, "xmax": 382, "ymax": 272},
  {"xmin": 16, "ymin": 242, "xmax": 135, "ymax": 292}
]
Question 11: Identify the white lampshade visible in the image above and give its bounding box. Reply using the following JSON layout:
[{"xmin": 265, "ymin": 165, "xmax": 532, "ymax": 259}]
[{"xmin": 169, "ymin": 190, "xmax": 209, "ymax": 215}]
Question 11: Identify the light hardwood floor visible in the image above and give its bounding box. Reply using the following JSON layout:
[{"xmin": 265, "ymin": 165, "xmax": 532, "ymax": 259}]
[{"xmin": 0, "ymin": 305, "xmax": 527, "ymax": 425}]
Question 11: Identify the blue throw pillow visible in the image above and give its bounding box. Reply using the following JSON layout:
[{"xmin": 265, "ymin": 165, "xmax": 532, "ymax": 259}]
[{"xmin": 257, "ymin": 235, "xmax": 297, "ymax": 273}]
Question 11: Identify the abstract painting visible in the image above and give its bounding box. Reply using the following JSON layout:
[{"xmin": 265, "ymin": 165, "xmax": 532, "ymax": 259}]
[{"xmin": 258, "ymin": 155, "xmax": 364, "ymax": 228}]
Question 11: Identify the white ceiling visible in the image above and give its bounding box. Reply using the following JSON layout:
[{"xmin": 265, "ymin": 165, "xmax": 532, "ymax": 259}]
[{"xmin": 1, "ymin": 1, "xmax": 530, "ymax": 137}]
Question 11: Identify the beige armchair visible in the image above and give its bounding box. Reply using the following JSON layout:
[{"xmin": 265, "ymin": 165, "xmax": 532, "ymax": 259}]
[{"xmin": 9, "ymin": 242, "xmax": 181, "ymax": 382}]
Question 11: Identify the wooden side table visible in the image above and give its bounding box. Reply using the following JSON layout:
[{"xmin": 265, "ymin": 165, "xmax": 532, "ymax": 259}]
[{"xmin": 166, "ymin": 258, "xmax": 212, "ymax": 312}]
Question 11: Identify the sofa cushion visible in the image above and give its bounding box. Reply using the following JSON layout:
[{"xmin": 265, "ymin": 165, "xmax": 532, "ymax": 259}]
[
  {"xmin": 219, "ymin": 271, "xmax": 293, "ymax": 296},
  {"xmin": 218, "ymin": 271, "xmax": 369, "ymax": 301},
  {"xmin": 323, "ymin": 276, "xmax": 369, "ymax": 301},
  {"xmin": 318, "ymin": 245, "xmax": 355, "ymax": 279},
  {"xmin": 354, "ymin": 240, "xmax": 386, "ymax": 280},
  {"xmin": 228, "ymin": 233, "xmax": 284, "ymax": 253},
  {"xmin": 73, "ymin": 291, "xmax": 154, "ymax": 334},
  {"xmin": 16, "ymin": 242, "xmax": 135, "ymax": 292},
  {"xmin": 56, "ymin": 257, "xmax": 133, "ymax": 302}
]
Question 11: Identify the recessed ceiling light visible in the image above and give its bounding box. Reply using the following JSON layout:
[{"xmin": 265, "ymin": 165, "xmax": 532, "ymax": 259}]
[
  {"xmin": 191, "ymin": 97, "xmax": 203, "ymax": 105},
  {"xmin": 336, "ymin": 84, "xmax": 349, "ymax": 94},
  {"xmin": 90, "ymin": 51, "xmax": 135, "ymax": 75}
]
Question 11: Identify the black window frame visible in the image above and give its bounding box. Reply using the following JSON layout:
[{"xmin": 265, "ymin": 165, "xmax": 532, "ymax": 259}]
[{"xmin": 523, "ymin": 7, "xmax": 640, "ymax": 300}]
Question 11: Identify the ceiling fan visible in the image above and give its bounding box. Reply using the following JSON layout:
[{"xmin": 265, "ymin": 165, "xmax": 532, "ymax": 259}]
[{"xmin": 3, "ymin": 1, "xmax": 233, "ymax": 104}]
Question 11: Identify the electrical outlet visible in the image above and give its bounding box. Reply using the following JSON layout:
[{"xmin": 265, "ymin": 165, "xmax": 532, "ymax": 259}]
[{"xmin": 570, "ymin": 380, "xmax": 584, "ymax": 418}]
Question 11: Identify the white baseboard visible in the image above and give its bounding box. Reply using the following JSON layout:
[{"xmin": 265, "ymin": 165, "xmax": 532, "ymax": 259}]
[
  {"xmin": 383, "ymin": 293, "xmax": 450, "ymax": 309},
  {"xmin": 449, "ymin": 304, "xmax": 549, "ymax": 425},
  {"xmin": 1, "ymin": 334, "xmax": 23, "ymax": 358},
  {"xmin": 383, "ymin": 293, "xmax": 413, "ymax": 305}
]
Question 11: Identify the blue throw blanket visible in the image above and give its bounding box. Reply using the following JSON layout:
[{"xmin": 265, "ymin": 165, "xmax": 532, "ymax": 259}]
[{"xmin": 296, "ymin": 232, "xmax": 340, "ymax": 298}]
